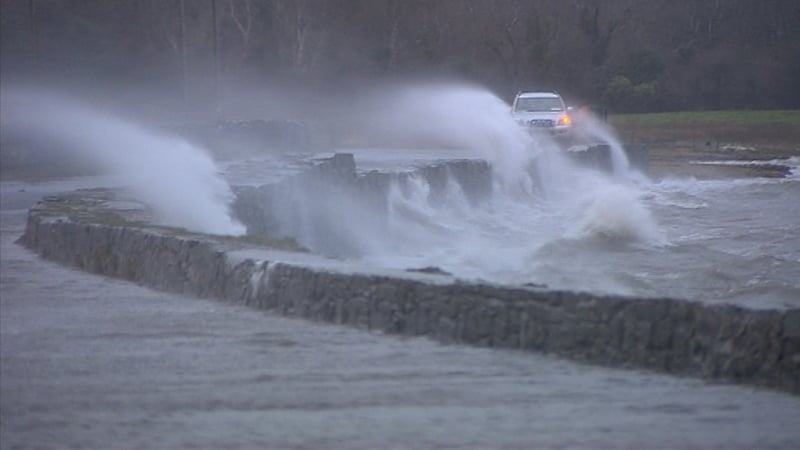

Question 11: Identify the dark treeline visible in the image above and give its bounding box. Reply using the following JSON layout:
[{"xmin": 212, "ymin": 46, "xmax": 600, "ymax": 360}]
[{"xmin": 2, "ymin": 0, "xmax": 799, "ymax": 112}]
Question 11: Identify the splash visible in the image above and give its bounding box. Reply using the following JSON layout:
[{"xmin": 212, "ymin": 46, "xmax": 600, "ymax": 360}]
[
  {"xmin": 570, "ymin": 112, "xmax": 632, "ymax": 179},
  {"xmin": 574, "ymin": 184, "xmax": 666, "ymax": 245},
  {"xmin": 349, "ymin": 83, "xmax": 666, "ymax": 283},
  {"xmin": 217, "ymin": 82, "xmax": 665, "ymax": 290},
  {"xmin": 1, "ymin": 88, "xmax": 245, "ymax": 235},
  {"xmin": 358, "ymin": 83, "xmax": 538, "ymax": 194}
]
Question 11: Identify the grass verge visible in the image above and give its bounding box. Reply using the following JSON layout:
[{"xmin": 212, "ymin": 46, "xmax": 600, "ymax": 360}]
[
  {"xmin": 606, "ymin": 110, "xmax": 799, "ymax": 179},
  {"xmin": 609, "ymin": 110, "xmax": 800, "ymax": 126}
]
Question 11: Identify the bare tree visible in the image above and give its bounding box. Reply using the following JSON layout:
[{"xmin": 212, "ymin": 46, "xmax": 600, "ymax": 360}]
[
  {"xmin": 226, "ymin": 0, "xmax": 255, "ymax": 70},
  {"xmin": 28, "ymin": 0, "xmax": 39, "ymax": 68},
  {"xmin": 274, "ymin": 0, "xmax": 309, "ymax": 74},
  {"xmin": 211, "ymin": 0, "xmax": 220, "ymax": 112},
  {"xmin": 472, "ymin": 0, "xmax": 558, "ymax": 91},
  {"xmin": 576, "ymin": 0, "xmax": 627, "ymax": 67},
  {"xmin": 2, "ymin": 0, "xmax": 798, "ymax": 110},
  {"xmin": 179, "ymin": 0, "xmax": 187, "ymax": 106}
]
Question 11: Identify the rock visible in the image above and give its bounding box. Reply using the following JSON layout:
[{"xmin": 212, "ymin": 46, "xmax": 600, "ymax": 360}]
[{"xmin": 18, "ymin": 176, "xmax": 800, "ymax": 395}]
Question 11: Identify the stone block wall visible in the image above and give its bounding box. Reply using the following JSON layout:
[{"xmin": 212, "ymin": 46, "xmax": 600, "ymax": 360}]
[
  {"xmin": 231, "ymin": 154, "xmax": 492, "ymax": 253},
  {"xmin": 20, "ymin": 197, "xmax": 800, "ymax": 394}
]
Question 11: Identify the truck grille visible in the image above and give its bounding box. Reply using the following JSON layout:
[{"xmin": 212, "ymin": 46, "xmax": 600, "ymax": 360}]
[{"xmin": 528, "ymin": 119, "xmax": 554, "ymax": 128}]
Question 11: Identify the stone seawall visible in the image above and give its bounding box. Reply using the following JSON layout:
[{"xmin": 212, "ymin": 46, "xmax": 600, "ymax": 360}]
[
  {"xmin": 20, "ymin": 192, "xmax": 800, "ymax": 394},
  {"xmin": 231, "ymin": 154, "xmax": 492, "ymax": 256},
  {"xmin": 230, "ymin": 149, "xmax": 645, "ymax": 257}
]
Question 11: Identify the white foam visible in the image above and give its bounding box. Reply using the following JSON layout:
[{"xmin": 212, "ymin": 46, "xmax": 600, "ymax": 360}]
[
  {"xmin": 570, "ymin": 113, "xmax": 632, "ymax": 179},
  {"xmin": 1, "ymin": 88, "xmax": 245, "ymax": 235},
  {"xmin": 689, "ymin": 157, "xmax": 799, "ymax": 168},
  {"xmin": 335, "ymin": 84, "xmax": 665, "ymax": 282},
  {"xmin": 574, "ymin": 185, "xmax": 667, "ymax": 245}
]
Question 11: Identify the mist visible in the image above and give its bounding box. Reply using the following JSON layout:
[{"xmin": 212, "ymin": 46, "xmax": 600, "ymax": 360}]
[
  {"xmin": 0, "ymin": 87, "xmax": 245, "ymax": 236},
  {"xmin": 212, "ymin": 81, "xmax": 666, "ymax": 292}
]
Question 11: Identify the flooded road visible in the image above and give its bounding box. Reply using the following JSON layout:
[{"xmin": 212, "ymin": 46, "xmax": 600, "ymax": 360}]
[{"xmin": 2, "ymin": 180, "xmax": 800, "ymax": 449}]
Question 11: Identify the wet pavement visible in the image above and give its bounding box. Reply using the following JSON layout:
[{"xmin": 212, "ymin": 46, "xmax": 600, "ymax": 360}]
[{"xmin": 2, "ymin": 180, "xmax": 800, "ymax": 449}]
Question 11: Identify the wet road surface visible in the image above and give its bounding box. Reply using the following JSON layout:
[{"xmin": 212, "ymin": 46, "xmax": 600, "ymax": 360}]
[{"xmin": 2, "ymin": 180, "xmax": 800, "ymax": 449}]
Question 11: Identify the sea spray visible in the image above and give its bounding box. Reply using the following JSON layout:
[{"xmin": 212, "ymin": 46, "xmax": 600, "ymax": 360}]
[
  {"xmin": 358, "ymin": 83, "xmax": 538, "ymax": 194},
  {"xmin": 251, "ymin": 83, "xmax": 664, "ymax": 271},
  {"xmin": 570, "ymin": 112, "xmax": 632, "ymax": 179},
  {"xmin": 353, "ymin": 83, "xmax": 666, "ymax": 281},
  {"xmin": 575, "ymin": 184, "xmax": 666, "ymax": 245},
  {"xmin": 1, "ymin": 88, "xmax": 245, "ymax": 235}
]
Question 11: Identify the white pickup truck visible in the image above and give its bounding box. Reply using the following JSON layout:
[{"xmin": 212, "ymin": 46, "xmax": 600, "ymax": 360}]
[{"xmin": 511, "ymin": 91, "xmax": 573, "ymax": 138}]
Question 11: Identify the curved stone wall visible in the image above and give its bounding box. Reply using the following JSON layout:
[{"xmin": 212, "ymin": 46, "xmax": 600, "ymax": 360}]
[
  {"xmin": 19, "ymin": 189, "xmax": 800, "ymax": 394},
  {"xmin": 231, "ymin": 154, "xmax": 492, "ymax": 256}
]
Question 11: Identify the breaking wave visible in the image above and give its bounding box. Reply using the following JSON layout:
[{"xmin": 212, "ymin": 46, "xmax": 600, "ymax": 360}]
[{"xmin": 1, "ymin": 88, "xmax": 245, "ymax": 235}]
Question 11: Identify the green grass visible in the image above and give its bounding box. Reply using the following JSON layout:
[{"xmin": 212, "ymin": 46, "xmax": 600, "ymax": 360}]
[{"xmin": 609, "ymin": 110, "xmax": 800, "ymax": 126}]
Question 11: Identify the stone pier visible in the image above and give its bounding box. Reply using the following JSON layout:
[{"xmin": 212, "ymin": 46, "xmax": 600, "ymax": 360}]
[{"xmin": 19, "ymin": 172, "xmax": 800, "ymax": 394}]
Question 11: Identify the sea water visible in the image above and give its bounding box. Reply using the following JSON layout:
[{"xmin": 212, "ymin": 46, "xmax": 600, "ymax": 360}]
[{"xmin": 259, "ymin": 84, "xmax": 800, "ymax": 308}]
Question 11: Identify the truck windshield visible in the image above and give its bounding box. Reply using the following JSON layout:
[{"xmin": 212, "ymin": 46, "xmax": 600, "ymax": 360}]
[{"xmin": 515, "ymin": 97, "xmax": 563, "ymax": 112}]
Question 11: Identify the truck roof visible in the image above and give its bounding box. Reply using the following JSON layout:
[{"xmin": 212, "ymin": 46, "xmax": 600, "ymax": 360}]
[{"xmin": 516, "ymin": 92, "xmax": 560, "ymax": 99}]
